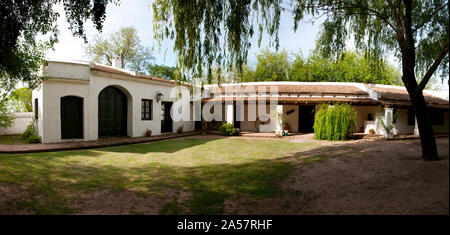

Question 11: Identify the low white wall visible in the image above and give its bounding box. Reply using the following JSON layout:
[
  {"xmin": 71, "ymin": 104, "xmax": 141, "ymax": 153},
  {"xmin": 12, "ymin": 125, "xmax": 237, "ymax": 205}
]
[{"xmin": 0, "ymin": 112, "xmax": 33, "ymax": 135}]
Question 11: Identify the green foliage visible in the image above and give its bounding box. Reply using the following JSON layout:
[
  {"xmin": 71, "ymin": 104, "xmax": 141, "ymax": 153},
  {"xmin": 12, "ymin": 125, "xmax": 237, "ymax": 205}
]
[
  {"xmin": 153, "ymin": 0, "xmax": 448, "ymax": 88},
  {"xmin": 313, "ymin": 103, "xmax": 356, "ymax": 141},
  {"xmin": 289, "ymin": 51, "xmax": 402, "ymax": 85},
  {"xmin": 377, "ymin": 105, "xmax": 396, "ymax": 139},
  {"xmin": 230, "ymin": 50, "xmax": 401, "ymax": 85},
  {"xmin": 252, "ymin": 49, "xmax": 290, "ymax": 81},
  {"xmin": 1, "ymin": 0, "xmax": 116, "ymax": 90},
  {"xmin": 85, "ymin": 26, "xmax": 154, "ymax": 72},
  {"xmin": 148, "ymin": 64, "xmax": 176, "ymax": 80},
  {"xmin": 9, "ymin": 87, "xmax": 32, "ymax": 112},
  {"xmin": 218, "ymin": 123, "xmax": 237, "ymax": 136},
  {"xmin": 22, "ymin": 122, "xmax": 41, "ymax": 143},
  {"xmin": 153, "ymin": 0, "xmax": 282, "ymax": 82},
  {"xmin": 0, "ymin": 102, "xmax": 13, "ymax": 128}
]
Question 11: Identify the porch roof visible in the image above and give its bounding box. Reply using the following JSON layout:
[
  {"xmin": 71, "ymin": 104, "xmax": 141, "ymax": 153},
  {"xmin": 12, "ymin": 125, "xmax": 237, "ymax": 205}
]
[
  {"xmin": 208, "ymin": 84, "xmax": 368, "ymax": 96},
  {"xmin": 373, "ymin": 87, "xmax": 448, "ymax": 107},
  {"xmin": 204, "ymin": 82, "xmax": 449, "ymax": 109},
  {"xmin": 203, "ymin": 96, "xmax": 378, "ymax": 105}
]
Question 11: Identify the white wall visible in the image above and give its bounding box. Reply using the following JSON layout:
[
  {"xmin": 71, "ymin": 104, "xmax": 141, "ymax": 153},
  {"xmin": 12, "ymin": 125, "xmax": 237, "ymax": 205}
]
[
  {"xmin": 33, "ymin": 62, "xmax": 194, "ymax": 143},
  {"xmin": 283, "ymin": 104, "xmax": 299, "ymax": 132},
  {"xmin": 353, "ymin": 106, "xmax": 378, "ymax": 133},
  {"xmin": 0, "ymin": 112, "xmax": 33, "ymax": 135}
]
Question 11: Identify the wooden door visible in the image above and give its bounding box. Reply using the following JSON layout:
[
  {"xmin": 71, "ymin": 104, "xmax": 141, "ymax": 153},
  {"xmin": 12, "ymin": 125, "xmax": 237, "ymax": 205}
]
[
  {"xmin": 161, "ymin": 101, "xmax": 173, "ymax": 133},
  {"xmin": 61, "ymin": 96, "xmax": 83, "ymax": 139},
  {"xmin": 98, "ymin": 86, "xmax": 127, "ymax": 137}
]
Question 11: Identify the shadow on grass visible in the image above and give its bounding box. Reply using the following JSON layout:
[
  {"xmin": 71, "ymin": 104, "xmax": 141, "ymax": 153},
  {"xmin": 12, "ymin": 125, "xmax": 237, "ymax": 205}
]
[
  {"xmin": 100, "ymin": 138, "xmax": 217, "ymax": 154},
  {"xmin": 2, "ymin": 137, "xmax": 446, "ymax": 214},
  {"xmin": 0, "ymin": 151, "xmax": 294, "ymax": 214}
]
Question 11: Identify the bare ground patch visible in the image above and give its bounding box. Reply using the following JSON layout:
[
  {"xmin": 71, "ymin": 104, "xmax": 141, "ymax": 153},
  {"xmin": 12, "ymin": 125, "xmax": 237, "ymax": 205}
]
[
  {"xmin": 225, "ymin": 138, "xmax": 449, "ymax": 215},
  {"xmin": 72, "ymin": 188, "xmax": 191, "ymax": 215}
]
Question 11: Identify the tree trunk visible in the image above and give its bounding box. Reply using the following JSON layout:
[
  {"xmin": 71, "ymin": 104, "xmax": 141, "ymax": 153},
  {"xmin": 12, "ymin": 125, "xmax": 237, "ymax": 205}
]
[
  {"xmin": 402, "ymin": 70, "xmax": 439, "ymax": 161},
  {"xmin": 410, "ymin": 91, "xmax": 439, "ymax": 161},
  {"xmin": 400, "ymin": 43, "xmax": 439, "ymax": 160}
]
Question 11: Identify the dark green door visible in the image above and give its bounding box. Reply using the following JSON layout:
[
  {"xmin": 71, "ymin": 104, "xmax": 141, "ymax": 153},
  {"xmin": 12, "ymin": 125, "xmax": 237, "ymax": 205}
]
[
  {"xmin": 161, "ymin": 101, "xmax": 173, "ymax": 133},
  {"xmin": 61, "ymin": 96, "xmax": 83, "ymax": 139},
  {"xmin": 299, "ymin": 106, "xmax": 315, "ymax": 133},
  {"xmin": 98, "ymin": 86, "xmax": 127, "ymax": 137}
]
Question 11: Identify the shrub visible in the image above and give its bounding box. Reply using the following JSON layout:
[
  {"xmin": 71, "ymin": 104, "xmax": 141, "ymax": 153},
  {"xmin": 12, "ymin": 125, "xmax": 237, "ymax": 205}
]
[
  {"xmin": 219, "ymin": 123, "xmax": 237, "ymax": 136},
  {"xmin": 22, "ymin": 121, "xmax": 41, "ymax": 143},
  {"xmin": 313, "ymin": 103, "xmax": 356, "ymax": 141},
  {"xmin": 25, "ymin": 135, "xmax": 41, "ymax": 143},
  {"xmin": 0, "ymin": 103, "xmax": 13, "ymax": 128}
]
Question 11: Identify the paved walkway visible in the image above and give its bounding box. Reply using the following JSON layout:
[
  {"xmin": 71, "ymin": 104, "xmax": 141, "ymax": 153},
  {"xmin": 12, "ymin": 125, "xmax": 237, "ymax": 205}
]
[{"xmin": 0, "ymin": 131, "xmax": 201, "ymax": 154}]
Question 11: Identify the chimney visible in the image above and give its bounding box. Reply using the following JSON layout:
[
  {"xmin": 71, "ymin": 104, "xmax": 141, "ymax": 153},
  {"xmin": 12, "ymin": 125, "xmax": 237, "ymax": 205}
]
[{"xmin": 112, "ymin": 57, "xmax": 122, "ymax": 68}]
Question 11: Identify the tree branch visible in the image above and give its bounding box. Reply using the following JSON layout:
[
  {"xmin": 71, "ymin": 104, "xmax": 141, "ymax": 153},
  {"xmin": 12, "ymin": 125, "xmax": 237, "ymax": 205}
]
[
  {"xmin": 312, "ymin": 2, "xmax": 398, "ymax": 33},
  {"xmin": 417, "ymin": 44, "xmax": 449, "ymax": 92},
  {"xmin": 386, "ymin": 0, "xmax": 405, "ymax": 42},
  {"xmin": 412, "ymin": 3, "xmax": 447, "ymax": 33}
]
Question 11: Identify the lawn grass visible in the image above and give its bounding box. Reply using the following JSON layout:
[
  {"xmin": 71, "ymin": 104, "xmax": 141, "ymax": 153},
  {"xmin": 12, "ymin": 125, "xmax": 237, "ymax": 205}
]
[
  {"xmin": 0, "ymin": 135, "xmax": 26, "ymax": 145},
  {"xmin": 0, "ymin": 137, "xmax": 321, "ymax": 214}
]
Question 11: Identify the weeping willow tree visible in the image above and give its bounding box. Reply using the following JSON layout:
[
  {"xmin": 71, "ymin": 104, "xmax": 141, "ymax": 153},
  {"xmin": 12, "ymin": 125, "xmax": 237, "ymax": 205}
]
[
  {"xmin": 153, "ymin": 0, "xmax": 449, "ymax": 160},
  {"xmin": 313, "ymin": 104, "xmax": 357, "ymax": 141}
]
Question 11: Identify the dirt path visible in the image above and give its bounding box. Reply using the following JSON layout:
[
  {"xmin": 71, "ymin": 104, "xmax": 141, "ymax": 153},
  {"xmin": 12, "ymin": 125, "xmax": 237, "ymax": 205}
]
[{"xmin": 228, "ymin": 138, "xmax": 449, "ymax": 214}]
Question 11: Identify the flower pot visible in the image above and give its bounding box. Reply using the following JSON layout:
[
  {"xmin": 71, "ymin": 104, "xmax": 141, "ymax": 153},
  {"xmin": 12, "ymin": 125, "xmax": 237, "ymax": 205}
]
[{"xmin": 145, "ymin": 130, "xmax": 152, "ymax": 137}]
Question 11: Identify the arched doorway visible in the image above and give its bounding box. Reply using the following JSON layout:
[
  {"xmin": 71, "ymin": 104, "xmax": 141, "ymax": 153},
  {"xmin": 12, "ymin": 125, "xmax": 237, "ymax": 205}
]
[
  {"xmin": 61, "ymin": 96, "xmax": 83, "ymax": 139},
  {"xmin": 98, "ymin": 86, "xmax": 127, "ymax": 137}
]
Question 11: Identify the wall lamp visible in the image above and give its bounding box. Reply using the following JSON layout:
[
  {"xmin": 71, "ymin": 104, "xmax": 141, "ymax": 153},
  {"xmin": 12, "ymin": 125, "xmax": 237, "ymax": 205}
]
[{"xmin": 156, "ymin": 91, "xmax": 164, "ymax": 103}]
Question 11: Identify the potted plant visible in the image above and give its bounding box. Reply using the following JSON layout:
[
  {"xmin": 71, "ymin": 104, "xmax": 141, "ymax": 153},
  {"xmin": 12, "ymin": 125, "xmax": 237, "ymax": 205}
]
[
  {"xmin": 369, "ymin": 128, "xmax": 375, "ymax": 135},
  {"xmin": 145, "ymin": 129, "xmax": 152, "ymax": 137},
  {"xmin": 177, "ymin": 125, "xmax": 183, "ymax": 134},
  {"xmin": 282, "ymin": 120, "xmax": 289, "ymax": 136},
  {"xmin": 283, "ymin": 122, "xmax": 289, "ymax": 131}
]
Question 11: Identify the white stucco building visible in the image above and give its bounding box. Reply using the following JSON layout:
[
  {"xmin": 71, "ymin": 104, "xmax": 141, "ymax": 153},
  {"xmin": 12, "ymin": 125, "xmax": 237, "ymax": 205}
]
[
  {"xmin": 32, "ymin": 60, "xmax": 195, "ymax": 143},
  {"xmin": 31, "ymin": 60, "xmax": 449, "ymax": 143},
  {"xmin": 203, "ymin": 82, "xmax": 449, "ymax": 136}
]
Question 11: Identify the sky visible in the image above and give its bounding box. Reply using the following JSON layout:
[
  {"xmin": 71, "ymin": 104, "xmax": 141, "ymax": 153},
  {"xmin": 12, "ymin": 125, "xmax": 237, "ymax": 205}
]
[
  {"xmin": 46, "ymin": 0, "xmax": 448, "ymax": 93},
  {"xmin": 48, "ymin": 0, "xmax": 324, "ymax": 66}
]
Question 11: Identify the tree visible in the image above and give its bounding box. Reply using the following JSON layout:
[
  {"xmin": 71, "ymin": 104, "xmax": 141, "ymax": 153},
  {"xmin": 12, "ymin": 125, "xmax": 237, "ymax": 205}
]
[
  {"xmin": 1, "ymin": 0, "xmax": 116, "ymax": 88},
  {"xmin": 0, "ymin": 75, "xmax": 17, "ymax": 128},
  {"xmin": 289, "ymin": 50, "xmax": 402, "ymax": 84},
  {"xmin": 253, "ymin": 49, "xmax": 290, "ymax": 81},
  {"xmin": 0, "ymin": 102, "xmax": 13, "ymax": 128},
  {"xmin": 85, "ymin": 26, "xmax": 154, "ymax": 72},
  {"xmin": 153, "ymin": 0, "xmax": 449, "ymax": 161},
  {"xmin": 9, "ymin": 87, "xmax": 33, "ymax": 112},
  {"xmin": 148, "ymin": 64, "xmax": 176, "ymax": 80}
]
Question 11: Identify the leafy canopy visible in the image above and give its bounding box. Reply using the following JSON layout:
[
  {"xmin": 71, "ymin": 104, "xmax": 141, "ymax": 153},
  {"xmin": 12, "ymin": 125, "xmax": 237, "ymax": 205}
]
[
  {"xmin": 213, "ymin": 49, "xmax": 401, "ymax": 85},
  {"xmin": 153, "ymin": 0, "xmax": 448, "ymax": 86},
  {"xmin": 148, "ymin": 64, "xmax": 176, "ymax": 80},
  {"xmin": 9, "ymin": 88, "xmax": 33, "ymax": 113},
  {"xmin": 85, "ymin": 26, "xmax": 154, "ymax": 72},
  {"xmin": 289, "ymin": 50, "xmax": 402, "ymax": 84},
  {"xmin": 153, "ymin": 0, "xmax": 283, "ymax": 83},
  {"xmin": 1, "ymin": 0, "xmax": 118, "ymax": 87}
]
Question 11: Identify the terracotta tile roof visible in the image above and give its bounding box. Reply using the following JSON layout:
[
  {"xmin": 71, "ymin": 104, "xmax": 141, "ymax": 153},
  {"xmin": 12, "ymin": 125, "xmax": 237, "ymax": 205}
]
[
  {"xmin": 90, "ymin": 64, "xmax": 182, "ymax": 86},
  {"xmin": 203, "ymin": 96, "xmax": 377, "ymax": 104},
  {"xmin": 209, "ymin": 84, "xmax": 367, "ymax": 96},
  {"xmin": 372, "ymin": 87, "xmax": 449, "ymax": 106}
]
